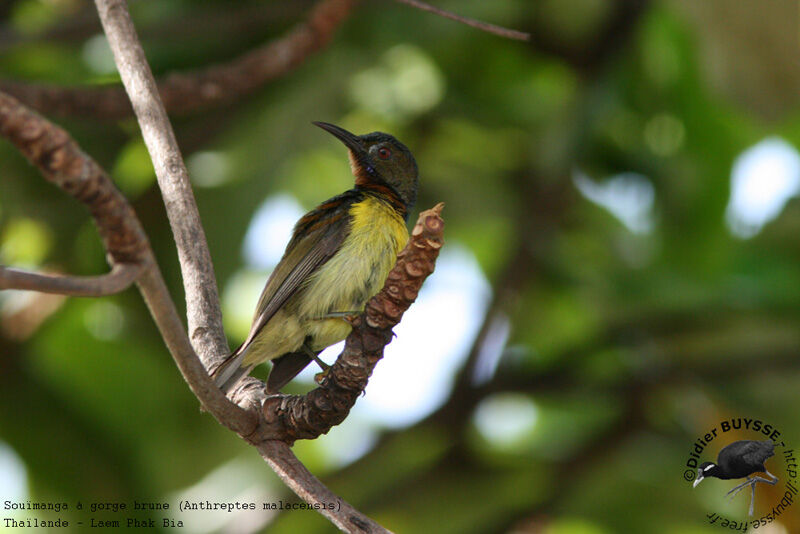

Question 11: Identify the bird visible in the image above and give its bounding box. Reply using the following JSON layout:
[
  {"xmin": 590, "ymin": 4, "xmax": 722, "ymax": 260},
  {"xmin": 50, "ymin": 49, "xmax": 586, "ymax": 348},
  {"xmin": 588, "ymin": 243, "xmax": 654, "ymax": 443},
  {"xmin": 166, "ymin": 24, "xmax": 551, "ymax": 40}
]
[
  {"xmin": 693, "ymin": 439, "xmax": 778, "ymax": 516},
  {"xmin": 212, "ymin": 121, "xmax": 418, "ymax": 395}
]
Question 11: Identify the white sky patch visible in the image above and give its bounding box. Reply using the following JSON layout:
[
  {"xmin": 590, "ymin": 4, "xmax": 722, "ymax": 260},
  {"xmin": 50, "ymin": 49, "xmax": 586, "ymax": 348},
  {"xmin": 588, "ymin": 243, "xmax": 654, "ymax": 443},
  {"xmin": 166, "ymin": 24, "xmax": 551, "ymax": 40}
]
[
  {"xmin": 187, "ymin": 151, "xmax": 232, "ymax": 188},
  {"xmin": 471, "ymin": 313, "xmax": 511, "ymax": 386},
  {"xmin": 351, "ymin": 245, "xmax": 491, "ymax": 427},
  {"xmin": 726, "ymin": 137, "xmax": 800, "ymax": 239},
  {"xmin": 243, "ymin": 194, "xmax": 304, "ymax": 269},
  {"xmin": 311, "ymin": 412, "xmax": 379, "ymax": 468},
  {"xmin": 82, "ymin": 34, "xmax": 116, "ymax": 74},
  {"xmin": 297, "ymin": 245, "xmax": 491, "ymax": 427},
  {"xmin": 242, "ymin": 195, "xmax": 492, "ymax": 428},
  {"xmin": 0, "ymin": 442, "xmax": 27, "ymax": 504},
  {"xmin": 168, "ymin": 458, "xmax": 276, "ymax": 534},
  {"xmin": 474, "ymin": 394, "xmax": 538, "ymax": 449},
  {"xmin": 573, "ymin": 171, "xmax": 655, "ymax": 234}
]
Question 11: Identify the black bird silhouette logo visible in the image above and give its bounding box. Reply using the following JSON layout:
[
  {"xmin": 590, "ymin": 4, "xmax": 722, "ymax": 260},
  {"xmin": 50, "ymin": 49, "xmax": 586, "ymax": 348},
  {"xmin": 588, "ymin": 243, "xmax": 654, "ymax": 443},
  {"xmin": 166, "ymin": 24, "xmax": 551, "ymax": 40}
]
[{"xmin": 693, "ymin": 439, "xmax": 778, "ymax": 516}]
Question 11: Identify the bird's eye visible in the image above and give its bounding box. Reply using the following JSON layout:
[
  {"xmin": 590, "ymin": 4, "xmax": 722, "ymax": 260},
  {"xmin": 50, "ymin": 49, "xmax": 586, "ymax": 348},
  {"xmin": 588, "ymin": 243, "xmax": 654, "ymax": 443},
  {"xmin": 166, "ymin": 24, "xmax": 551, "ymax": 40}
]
[{"xmin": 377, "ymin": 147, "xmax": 392, "ymax": 160}]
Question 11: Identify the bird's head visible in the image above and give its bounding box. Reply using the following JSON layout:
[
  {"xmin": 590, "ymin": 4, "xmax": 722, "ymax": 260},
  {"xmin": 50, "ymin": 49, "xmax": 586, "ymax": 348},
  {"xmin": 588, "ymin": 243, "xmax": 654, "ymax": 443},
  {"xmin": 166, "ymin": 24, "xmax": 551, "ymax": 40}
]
[
  {"xmin": 313, "ymin": 122, "xmax": 418, "ymax": 211},
  {"xmin": 693, "ymin": 462, "xmax": 718, "ymax": 488}
]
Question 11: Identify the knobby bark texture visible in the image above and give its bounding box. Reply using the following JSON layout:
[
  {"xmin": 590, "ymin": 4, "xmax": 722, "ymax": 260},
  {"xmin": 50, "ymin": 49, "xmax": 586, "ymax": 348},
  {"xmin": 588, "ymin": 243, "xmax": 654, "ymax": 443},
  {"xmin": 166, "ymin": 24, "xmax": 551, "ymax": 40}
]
[
  {"xmin": 258, "ymin": 204, "xmax": 445, "ymax": 442},
  {"xmin": 0, "ymin": 88, "xmax": 445, "ymax": 532},
  {"xmin": 0, "ymin": 0, "xmax": 449, "ymax": 530},
  {"xmin": 0, "ymin": 90, "xmax": 253, "ymax": 435},
  {"xmin": 0, "ymin": 93, "xmax": 149, "ymax": 264},
  {"xmin": 0, "ymin": 0, "xmax": 356, "ymax": 120}
]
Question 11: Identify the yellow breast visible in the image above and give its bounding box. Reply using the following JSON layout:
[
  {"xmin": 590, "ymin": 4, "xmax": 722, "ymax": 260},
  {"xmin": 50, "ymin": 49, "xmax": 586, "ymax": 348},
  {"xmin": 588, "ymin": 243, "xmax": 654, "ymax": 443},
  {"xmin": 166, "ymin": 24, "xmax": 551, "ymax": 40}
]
[
  {"xmin": 299, "ymin": 195, "xmax": 408, "ymax": 321},
  {"xmin": 294, "ymin": 195, "xmax": 406, "ymax": 350},
  {"xmin": 242, "ymin": 194, "xmax": 408, "ymax": 366}
]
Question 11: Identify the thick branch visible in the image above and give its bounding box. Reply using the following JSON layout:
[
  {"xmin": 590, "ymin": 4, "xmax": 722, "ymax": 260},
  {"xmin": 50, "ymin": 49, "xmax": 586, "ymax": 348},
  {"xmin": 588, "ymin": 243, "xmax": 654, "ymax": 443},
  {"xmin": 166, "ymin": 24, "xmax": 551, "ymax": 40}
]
[
  {"xmin": 0, "ymin": 90, "xmax": 253, "ymax": 435},
  {"xmin": 0, "ymin": 92, "xmax": 148, "ymax": 264},
  {"xmin": 0, "ymin": 0, "xmax": 356, "ymax": 119},
  {"xmin": 91, "ymin": 2, "xmax": 399, "ymax": 530},
  {"xmin": 134, "ymin": 263, "xmax": 258, "ymax": 437},
  {"xmin": 94, "ymin": 0, "xmax": 228, "ymax": 364},
  {"xmin": 0, "ymin": 264, "xmax": 142, "ymax": 296},
  {"xmin": 6, "ymin": 0, "xmax": 442, "ymax": 529},
  {"xmin": 256, "ymin": 204, "xmax": 445, "ymax": 442}
]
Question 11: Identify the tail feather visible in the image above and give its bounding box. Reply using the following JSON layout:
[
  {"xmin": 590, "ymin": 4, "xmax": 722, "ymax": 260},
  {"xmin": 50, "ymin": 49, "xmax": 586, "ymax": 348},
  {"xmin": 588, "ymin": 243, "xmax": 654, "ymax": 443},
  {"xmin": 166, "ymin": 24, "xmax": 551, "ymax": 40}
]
[
  {"xmin": 266, "ymin": 351, "xmax": 314, "ymax": 393},
  {"xmin": 213, "ymin": 347, "xmax": 253, "ymax": 394},
  {"xmin": 213, "ymin": 345, "xmax": 318, "ymax": 395}
]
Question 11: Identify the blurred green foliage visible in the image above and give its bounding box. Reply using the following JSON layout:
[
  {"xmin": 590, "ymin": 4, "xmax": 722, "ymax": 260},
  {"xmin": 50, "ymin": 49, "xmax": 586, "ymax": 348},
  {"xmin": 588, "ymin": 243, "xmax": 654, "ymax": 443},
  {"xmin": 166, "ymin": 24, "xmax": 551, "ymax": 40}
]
[{"xmin": 2, "ymin": 0, "xmax": 800, "ymax": 532}]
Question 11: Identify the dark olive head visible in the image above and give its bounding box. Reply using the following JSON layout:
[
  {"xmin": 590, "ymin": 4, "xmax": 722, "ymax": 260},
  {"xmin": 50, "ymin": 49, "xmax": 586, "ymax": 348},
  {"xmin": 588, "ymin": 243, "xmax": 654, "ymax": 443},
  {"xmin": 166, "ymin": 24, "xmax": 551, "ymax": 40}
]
[{"xmin": 313, "ymin": 122, "xmax": 418, "ymax": 210}]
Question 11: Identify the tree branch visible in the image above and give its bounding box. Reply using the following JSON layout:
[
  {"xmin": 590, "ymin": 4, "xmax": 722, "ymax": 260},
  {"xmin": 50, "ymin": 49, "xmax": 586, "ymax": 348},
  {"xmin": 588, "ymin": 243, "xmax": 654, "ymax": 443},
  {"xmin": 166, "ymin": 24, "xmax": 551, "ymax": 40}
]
[
  {"xmin": 260, "ymin": 440, "xmax": 390, "ymax": 533},
  {"xmin": 0, "ymin": 3, "xmax": 312, "ymax": 53},
  {"xmin": 255, "ymin": 204, "xmax": 445, "ymax": 442},
  {"xmin": 0, "ymin": 91, "xmax": 148, "ymax": 265},
  {"xmin": 0, "ymin": 90, "xmax": 254, "ymax": 437},
  {"xmin": 89, "ymin": 2, "xmax": 443, "ymax": 532},
  {"xmin": 4, "ymin": 1, "xmax": 444, "ymax": 529},
  {"xmin": 392, "ymin": 0, "xmax": 530, "ymax": 41},
  {"xmin": 94, "ymin": 0, "xmax": 228, "ymax": 365},
  {"xmin": 0, "ymin": 0, "xmax": 356, "ymax": 119},
  {"xmin": 0, "ymin": 264, "xmax": 142, "ymax": 296}
]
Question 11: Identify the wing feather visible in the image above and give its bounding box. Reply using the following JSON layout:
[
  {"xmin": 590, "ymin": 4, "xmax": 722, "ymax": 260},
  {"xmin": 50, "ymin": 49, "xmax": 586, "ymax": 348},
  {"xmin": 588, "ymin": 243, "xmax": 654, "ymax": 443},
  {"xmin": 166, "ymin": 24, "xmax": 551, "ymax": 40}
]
[{"xmin": 238, "ymin": 191, "xmax": 357, "ymax": 350}]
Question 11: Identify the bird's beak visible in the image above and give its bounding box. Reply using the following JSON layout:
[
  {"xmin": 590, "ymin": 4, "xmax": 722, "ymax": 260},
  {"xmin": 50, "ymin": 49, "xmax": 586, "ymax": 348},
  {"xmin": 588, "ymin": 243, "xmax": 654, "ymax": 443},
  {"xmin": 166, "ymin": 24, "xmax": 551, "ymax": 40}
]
[
  {"xmin": 312, "ymin": 122, "xmax": 367, "ymax": 158},
  {"xmin": 693, "ymin": 474, "xmax": 704, "ymax": 488}
]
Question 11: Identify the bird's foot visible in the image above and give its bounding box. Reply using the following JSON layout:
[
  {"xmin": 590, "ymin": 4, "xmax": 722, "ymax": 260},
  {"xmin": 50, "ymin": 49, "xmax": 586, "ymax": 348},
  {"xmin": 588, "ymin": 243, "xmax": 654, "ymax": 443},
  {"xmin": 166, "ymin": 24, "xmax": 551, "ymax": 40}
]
[
  {"xmin": 314, "ymin": 367, "xmax": 330, "ymax": 386},
  {"xmin": 312, "ymin": 354, "xmax": 330, "ymax": 371},
  {"xmin": 726, "ymin": 478, "xmax": 754, "ymax": 499},
  {"xmin": 300, "ymin": 343, "xmax": 330, "ymax": 371},
  {"xmin": 321, "ymin": 311, "xmax": 361, "ymax": 325},
  {"xmin": 321, "ymin": 311, "xmax": 360, "ymax": 319}
]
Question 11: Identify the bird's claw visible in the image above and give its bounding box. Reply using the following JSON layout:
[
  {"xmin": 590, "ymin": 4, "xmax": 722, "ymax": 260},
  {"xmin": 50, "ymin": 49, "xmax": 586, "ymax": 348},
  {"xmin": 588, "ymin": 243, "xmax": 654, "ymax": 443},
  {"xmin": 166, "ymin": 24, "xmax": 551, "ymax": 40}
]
[
  {"xmin": 320, "ymin": 311, "xmax": 361, "ymax": 325},
  {"xmin": 314, "ymin": 367, "xmax": 330, "ymax": 385}
]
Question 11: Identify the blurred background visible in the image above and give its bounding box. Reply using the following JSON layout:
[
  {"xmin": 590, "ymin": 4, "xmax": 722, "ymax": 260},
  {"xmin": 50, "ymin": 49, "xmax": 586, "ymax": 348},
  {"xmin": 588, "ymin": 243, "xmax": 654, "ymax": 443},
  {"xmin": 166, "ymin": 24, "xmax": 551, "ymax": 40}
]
[{"xmin": 1, "ymin": 0, "xmax": 800, "ymax": 532}]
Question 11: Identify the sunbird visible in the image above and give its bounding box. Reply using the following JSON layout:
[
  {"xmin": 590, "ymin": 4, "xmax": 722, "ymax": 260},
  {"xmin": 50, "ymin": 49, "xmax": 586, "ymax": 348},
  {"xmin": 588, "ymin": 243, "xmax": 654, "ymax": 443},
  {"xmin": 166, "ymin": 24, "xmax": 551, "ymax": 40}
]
[{"xmin": 213, "ymin": 122, "xmax": 418, "ymax": 394}]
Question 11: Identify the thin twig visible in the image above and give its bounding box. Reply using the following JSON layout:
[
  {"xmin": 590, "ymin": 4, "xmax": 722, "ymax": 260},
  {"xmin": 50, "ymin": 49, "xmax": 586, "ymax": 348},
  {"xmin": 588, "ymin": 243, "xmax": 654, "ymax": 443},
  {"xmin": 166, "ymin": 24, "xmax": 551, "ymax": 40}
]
[
  {"xmin": 0, "ymin": 264, "xmax": 142, "ymax": 296},
  {"xmin": 260, "ymin": 441, "xmax": 391, "ymax": 533},
  {"xmin": 392, "ymin": 0, "xmax": 530, "ymax": 41}
]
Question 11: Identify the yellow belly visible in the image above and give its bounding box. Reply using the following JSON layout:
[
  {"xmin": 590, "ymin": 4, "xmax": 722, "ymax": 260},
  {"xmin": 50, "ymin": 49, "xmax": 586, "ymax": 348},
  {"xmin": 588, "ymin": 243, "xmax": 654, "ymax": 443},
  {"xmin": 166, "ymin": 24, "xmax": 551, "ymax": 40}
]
[{"xmin": 243, "ymin": 195, "xmax": 408, "ymax": 366}]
